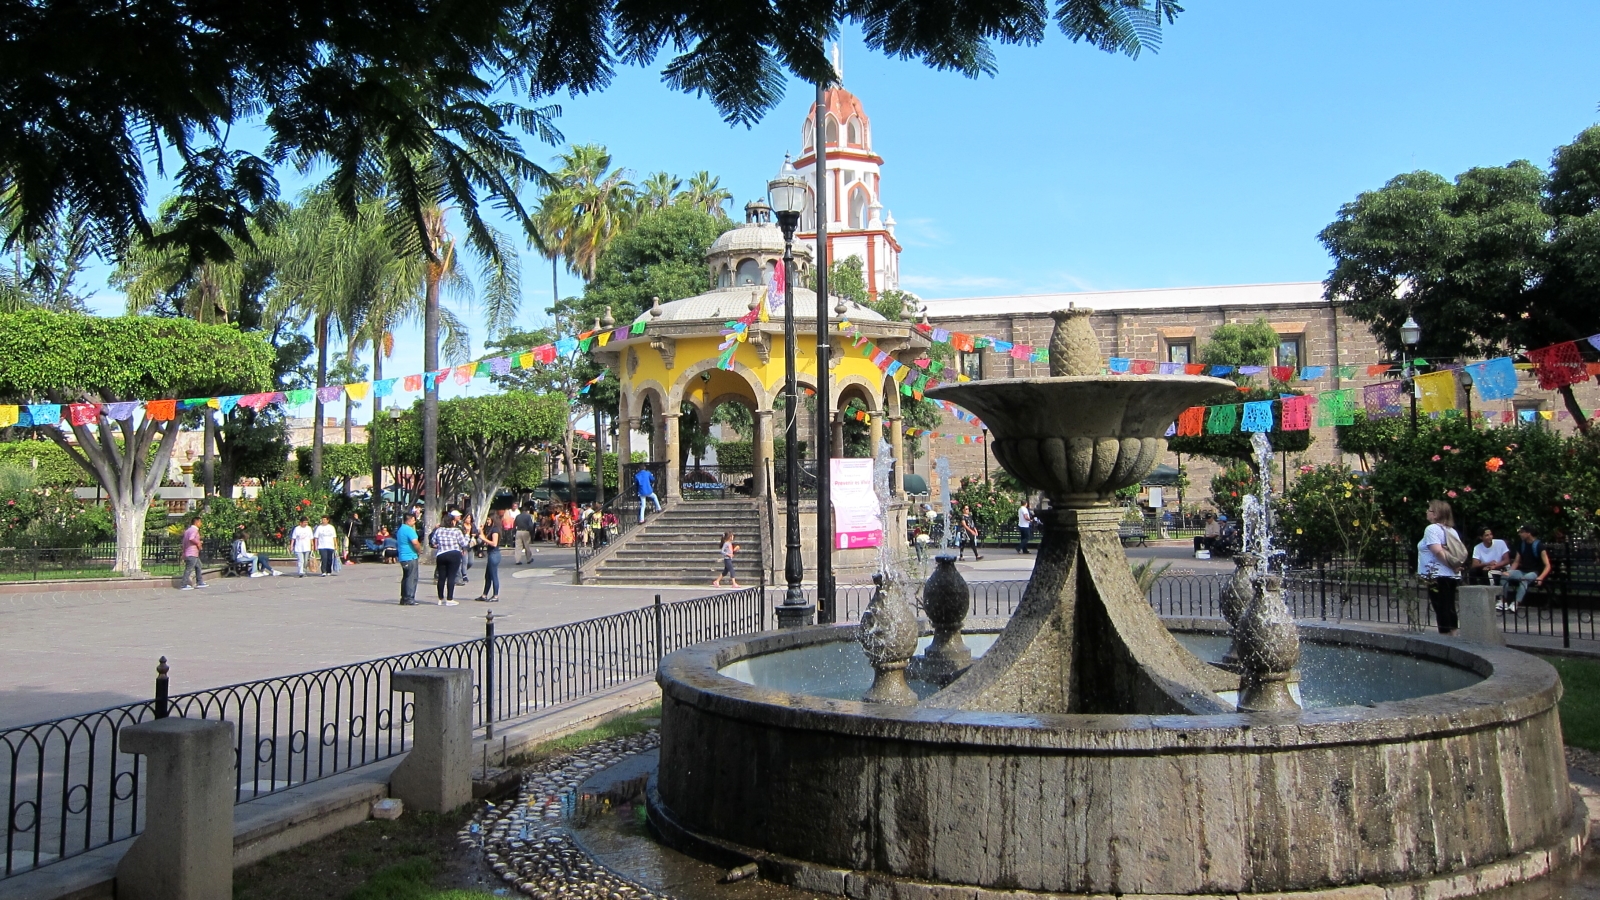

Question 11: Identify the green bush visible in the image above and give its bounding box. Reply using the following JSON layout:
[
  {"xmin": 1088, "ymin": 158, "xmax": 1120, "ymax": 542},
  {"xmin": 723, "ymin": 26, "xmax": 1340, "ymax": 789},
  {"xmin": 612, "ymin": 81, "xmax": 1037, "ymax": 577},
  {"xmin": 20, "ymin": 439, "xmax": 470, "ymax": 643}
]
[
  {"xmin": 1275, "ymin": 464, "xmax": 1388, "ymax": 563},
  {"xmin": 0, "ymin": 441, "xmax": 88, "ymax": 486},
  {"xmin": 1209, "ymin": 463, "xmax": 1257, "ymax": 521},
  {"xmin": 198, "ymin": 497, "xmax": 253, "ymax": 541},
  {"xmin": 715, "ymin": 440, "xmax": 753, "ymax": 469},
  {"xmin": 0, "ymin": 485, "xmax": 114, "ymax": 547},
  {"xmin": 253, "ymin": 479, "xmax": 333, "ymax": 542},
  {"xmin": 952, "ymin": 479, "xmax": 1019, "ymax": 538}
]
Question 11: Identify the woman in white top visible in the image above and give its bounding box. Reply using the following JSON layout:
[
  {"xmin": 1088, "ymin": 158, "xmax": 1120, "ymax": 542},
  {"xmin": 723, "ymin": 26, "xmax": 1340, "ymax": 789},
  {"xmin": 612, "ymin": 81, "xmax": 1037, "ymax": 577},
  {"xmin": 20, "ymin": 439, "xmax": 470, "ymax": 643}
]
[
  {"xmin": 290, "ymin": 518, "xmax": 315, "ymax": 577},
  {"xmin": 1417, "ymin": 499, "xmax": 1463, "ymax": 635}
]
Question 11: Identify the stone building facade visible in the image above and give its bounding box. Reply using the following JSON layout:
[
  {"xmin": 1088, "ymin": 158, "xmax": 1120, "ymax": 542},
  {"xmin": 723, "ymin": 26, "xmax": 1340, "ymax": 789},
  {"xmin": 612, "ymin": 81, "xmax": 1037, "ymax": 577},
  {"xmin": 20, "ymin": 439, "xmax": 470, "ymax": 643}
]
[{"xmin": 916, "ymin": 282, "xmax": 1596, "ymax": 510}]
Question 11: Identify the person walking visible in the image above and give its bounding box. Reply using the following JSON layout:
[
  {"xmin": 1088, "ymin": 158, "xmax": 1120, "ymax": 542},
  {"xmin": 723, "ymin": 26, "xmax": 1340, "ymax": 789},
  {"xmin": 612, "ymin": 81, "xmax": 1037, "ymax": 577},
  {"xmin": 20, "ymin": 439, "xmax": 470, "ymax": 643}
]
[
  {"xmin": 290, "ymin": 517, "xmax": 314, "ymax": 577},
  {"xmin": 958, "ymin": 505, "xmax": 983, "ymax": 561},
  {"xmin": 713, "ymin": 531, "xmax": 740, "ymax": 588},
  {"xmin": 313, "ymin": 515, "xmax": 339, "ymax": 577},
  {"xmin": 1502, "ymin": 524, "xmax": 1553, "ymax": 612},
  {"xmin": 180, "ymin": 515, "xmax": 207, "ymax": 589},
  {"xmin": 1417, "ymin": 499, "xmax": 1466, "ymax": 635},
  {"xmin": 396, "ymin": 512, "xmax": 422, "ymax": 605},
  {"xmin": 476, "ymin": 511, "xmax": 504, "ymax": 602},
  {"xmin": 429, "ymin": 512, "xmax": 467, "ymax": 606},
  {"xmin": 459, "ymin": 512, "xmax": 476, "ymax": 582},
  {"xmin": 514, "ymin": 504, "xmax": 536, "ymax": 564},
  {"xmin": 1470, "ymin": 527, "xmax": 1511, "ymax": 587},
  {"xmin": 635, "ymin": 467, "xmax": 662, "ymax": 522},
  {"xmin": 233, "ymin": 525, "xmax": 277, "ymax": 576},
  {"xmin": 1016, "ymin": 501, "xmax": 1034, "ymax": 554}
]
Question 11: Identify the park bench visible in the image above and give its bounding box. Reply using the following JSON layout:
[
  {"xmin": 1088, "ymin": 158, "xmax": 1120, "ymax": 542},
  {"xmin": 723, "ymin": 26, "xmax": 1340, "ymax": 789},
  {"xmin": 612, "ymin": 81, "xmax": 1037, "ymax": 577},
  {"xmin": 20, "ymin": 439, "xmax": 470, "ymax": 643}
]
[{"xmin": 1118, "ymin": 521, "xmax": 1147, "ymax": 547}]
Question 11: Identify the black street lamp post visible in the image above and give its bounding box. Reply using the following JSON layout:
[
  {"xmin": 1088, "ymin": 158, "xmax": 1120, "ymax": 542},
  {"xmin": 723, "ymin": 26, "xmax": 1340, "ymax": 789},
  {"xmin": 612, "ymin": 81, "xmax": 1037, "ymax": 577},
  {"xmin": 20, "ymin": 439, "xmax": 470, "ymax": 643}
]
[
  {"xmin": 1401, "ymin": 314, "xmax": 1422, "ymax": 431},
  {"xmin": 769, "ymin": 158, "xmax": 816, "ymax": 628},
  {"xmin": 1460, "ymin": 366, "xmax": 1474, "ymax": 426}
]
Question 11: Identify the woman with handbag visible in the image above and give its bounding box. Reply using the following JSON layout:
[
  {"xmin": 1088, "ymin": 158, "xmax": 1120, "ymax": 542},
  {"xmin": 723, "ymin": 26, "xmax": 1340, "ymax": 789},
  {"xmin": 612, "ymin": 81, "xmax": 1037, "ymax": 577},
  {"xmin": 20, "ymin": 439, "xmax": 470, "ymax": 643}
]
[{"xmin": 1417, "ymin": 499, "xmax": 1467, "ymax": 636}]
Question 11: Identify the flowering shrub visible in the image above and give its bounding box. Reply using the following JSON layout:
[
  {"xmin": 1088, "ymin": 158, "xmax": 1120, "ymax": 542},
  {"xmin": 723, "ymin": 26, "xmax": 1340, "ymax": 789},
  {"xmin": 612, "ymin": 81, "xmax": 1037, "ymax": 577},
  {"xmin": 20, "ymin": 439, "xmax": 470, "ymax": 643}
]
[
  {"xmin": 252, "ymin": 479, "xmax": 333, "ymax": 541},
  {"xmin": 1361, "ymin": 418, "xmax": 1600, "ymax": 543},
  {"xmin": 1208, "ymin": 463, "xmax": 1258, "ymax": 521},
  {"xmin": 0, "ymin": 485, "xmax": 114, "ymax": 547},
  {"xmin": 1274, "ymin": 464, "xmax": 1388, "ymax": 564}
]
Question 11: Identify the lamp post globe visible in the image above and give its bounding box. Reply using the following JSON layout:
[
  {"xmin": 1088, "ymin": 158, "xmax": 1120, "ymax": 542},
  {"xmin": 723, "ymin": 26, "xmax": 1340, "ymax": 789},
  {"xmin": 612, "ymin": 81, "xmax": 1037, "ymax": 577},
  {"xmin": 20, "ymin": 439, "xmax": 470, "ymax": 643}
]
[
  {"xmin": 1400, "ymin": 315, "xmax": 1422, "ymax": 430},
  {"xmin": 769, "ymin": 155, "xmax": 814, "ymax": 626}
]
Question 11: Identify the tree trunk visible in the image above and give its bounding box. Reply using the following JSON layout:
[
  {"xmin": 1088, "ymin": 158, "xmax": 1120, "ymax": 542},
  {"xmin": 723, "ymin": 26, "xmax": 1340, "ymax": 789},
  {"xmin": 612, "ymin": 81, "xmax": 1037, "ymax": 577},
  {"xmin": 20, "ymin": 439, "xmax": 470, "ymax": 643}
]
[
  {"xmin": 1559, "ymin": 384, "xmax": 1591, "ymax": 436},
  {"xmin": 202, "ymin": 410, "xmax": 215, "ymax": 498},
  {"xmin": 312, "ymin": 313, "xmax": 328, "ymax": 482},
  {"xmin": 45, "ymin": 408, "xmax": 180, "ymax": 576},
  {"xmin": 423, "ymin": 264, "xmax": 442, "ymax": 541},
  {"xmin": 342, "ymin": 344, "xmax": 355, "ymax": 496},
  {"xmin": 371, "ymin": 343, "xmax": 384, "ymax": 526},
  {"xmin": 595, "ymin": 410, "xmax": 607, "ymax": 508}
]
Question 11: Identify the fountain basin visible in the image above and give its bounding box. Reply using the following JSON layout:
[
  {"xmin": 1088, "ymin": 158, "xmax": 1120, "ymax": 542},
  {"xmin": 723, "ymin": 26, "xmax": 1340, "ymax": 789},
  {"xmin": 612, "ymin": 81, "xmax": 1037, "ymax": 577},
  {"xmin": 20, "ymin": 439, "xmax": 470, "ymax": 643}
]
[{"xmin": 651, "ymin": 622, "xmax": 1579, "ymax": 897}]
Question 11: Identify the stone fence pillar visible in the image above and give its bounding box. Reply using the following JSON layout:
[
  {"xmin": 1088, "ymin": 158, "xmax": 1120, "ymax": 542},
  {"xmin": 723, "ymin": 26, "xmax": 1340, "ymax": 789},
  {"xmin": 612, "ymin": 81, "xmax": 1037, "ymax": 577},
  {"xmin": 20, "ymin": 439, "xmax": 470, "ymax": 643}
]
[
  {"xmin": 389, "ymin": 668, "xmax": 472, "ymax": 812},
  {"xmin": 115, "ymin": 717, "xmax": 235, "ymax": 900},
  {"xmin": 1457, "ymin": 585, "xmax": 1506, "ymax": 646}
]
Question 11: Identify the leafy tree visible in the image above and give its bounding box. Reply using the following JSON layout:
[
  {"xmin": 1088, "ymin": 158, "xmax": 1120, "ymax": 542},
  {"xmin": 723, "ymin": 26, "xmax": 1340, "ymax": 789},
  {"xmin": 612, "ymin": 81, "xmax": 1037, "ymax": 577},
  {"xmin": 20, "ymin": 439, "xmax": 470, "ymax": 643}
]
[
  {"xmin": 1199, "ymin": 318, "xmax": 1279, "ymax": 369},
  {"xmin": 819, "ymin": 254, "xmax": 868, "ymax": 304},
  {"xmin": 640, "ymin": 172, "xmax": 682, "ymax": 211},
  {"xmin": 0, "ymin": 440, "xmax": 91, "ymax": 486},
  {"xmin": 1208, "ymin": 463, "xmax": 1257, "ymax": 521},
  {"xmin": 1168, "ymin": 321, "xmax": 1311, "ymax": 469},
  {"xmin": 680, "ymin": 172, "xmax": 733, "ymax": 218},
  {"xmin": 952, "ymin": 478, "xmax": 1018, "ymax": 541},
  {"xmin": 253, "ymin": 479, "xmax": 335, "ymax": 543},
  {"xmin": 0, "ymin": 196, "xmax": 95, "ymax": 313},
  {"xmin": 1320, "ymin": 127, "xmax": 1600, "ymax": 432},
  {"xmin": 3, "ymin": 0, "xmax": 1178, "ymax": 268},
  {"xmin": 538, "ymin": 145, "xmax": 638, "ymax": 283},
  {"xmin": 0, "ymin": 309, "xmax": 275, "ymax": 572},
  {"xmin": 436, "ymin": 392, "xmax": 566, "ymax": 521},
  {"xmin": 296, "ymin": 443, "xmax": 371, "ymax": 486}
]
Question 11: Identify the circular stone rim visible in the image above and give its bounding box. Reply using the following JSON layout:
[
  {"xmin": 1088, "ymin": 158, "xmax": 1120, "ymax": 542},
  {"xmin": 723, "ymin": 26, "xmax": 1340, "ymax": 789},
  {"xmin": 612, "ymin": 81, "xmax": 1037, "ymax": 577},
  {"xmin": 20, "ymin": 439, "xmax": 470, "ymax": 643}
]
[{"xmin": 656, "ymin": 621, "xmax": 1560, "ymax": 751}]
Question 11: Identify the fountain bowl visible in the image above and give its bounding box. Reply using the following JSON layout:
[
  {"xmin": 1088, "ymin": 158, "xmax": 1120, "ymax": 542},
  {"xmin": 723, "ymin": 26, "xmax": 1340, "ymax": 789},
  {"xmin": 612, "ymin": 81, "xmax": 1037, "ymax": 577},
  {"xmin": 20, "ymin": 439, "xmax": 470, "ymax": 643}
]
[
  {"xmin": 927, "ymin": 375, "xmax": 1232, "ymax": 501},
  {"xmin": 650, "ymin": 621, "xmax": 1580, "ymax": 898}
]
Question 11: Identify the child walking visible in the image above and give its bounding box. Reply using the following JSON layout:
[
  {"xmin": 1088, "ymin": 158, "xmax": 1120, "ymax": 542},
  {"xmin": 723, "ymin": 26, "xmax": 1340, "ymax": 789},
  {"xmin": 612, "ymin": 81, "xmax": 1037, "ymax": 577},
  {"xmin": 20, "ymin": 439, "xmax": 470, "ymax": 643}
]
[{"xmin": 713, "ymin": 531, "xmax": 740, "ymax": 588}]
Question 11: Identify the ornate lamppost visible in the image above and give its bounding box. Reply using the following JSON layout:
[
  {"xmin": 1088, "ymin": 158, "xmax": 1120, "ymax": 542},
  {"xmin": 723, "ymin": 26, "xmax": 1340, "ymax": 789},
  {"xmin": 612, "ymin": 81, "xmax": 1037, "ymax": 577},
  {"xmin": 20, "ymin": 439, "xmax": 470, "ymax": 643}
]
[
  {"xmin": 769, "ymin": 157, "xmax": 816, "ymax": 627},
  {"xmin": 1401, "ymin": 314, "xmax": 1422, "ymax": 431}
]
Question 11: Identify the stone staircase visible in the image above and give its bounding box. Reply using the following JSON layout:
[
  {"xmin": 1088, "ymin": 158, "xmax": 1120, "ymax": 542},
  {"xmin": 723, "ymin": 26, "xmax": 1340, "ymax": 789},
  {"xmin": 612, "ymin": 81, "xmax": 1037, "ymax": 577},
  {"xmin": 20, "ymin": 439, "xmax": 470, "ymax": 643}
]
[{"xmin": 589, "ymin": 500, "xmax": 765, "ymax": 586}]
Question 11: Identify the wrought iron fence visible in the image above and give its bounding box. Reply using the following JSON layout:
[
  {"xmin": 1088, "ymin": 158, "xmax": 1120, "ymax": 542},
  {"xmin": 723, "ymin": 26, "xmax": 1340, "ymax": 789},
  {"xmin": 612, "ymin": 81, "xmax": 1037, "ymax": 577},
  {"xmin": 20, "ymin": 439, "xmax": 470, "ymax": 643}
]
[
  {"xmin": 0, "ymin": 587, "xmax": 764, "ymax": 880},
  {"xmin": 0, "ymin": 538, "xmax": 296, "ymax": 581}
]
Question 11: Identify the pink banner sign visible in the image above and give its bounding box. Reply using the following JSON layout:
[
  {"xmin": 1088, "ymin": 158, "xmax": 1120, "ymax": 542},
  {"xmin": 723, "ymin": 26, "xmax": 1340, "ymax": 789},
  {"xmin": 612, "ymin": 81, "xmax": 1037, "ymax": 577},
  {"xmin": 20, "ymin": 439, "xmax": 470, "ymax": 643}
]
[{"xmin": 830, "ymin": 458, "xmax": 883, "ymax": 550}]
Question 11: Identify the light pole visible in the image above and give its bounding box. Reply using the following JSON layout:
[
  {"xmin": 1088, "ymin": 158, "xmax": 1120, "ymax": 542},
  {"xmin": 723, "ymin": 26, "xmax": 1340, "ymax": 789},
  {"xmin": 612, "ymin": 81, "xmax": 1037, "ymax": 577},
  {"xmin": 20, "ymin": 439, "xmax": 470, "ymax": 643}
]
[
  {"xmin": 769, "ymin": 157, "xmax": 815, "ymax": 628},
  {"xmin": 1460, "ymin": 366, "xmax": 1474, "ymax": 426},
  {"xmin": 813, "ymin": 80, "xmax": 835, "ymax": 625},
  {"xmin": 1401, "ymin": 315, "xmax": 1422, "ymax": 431}
]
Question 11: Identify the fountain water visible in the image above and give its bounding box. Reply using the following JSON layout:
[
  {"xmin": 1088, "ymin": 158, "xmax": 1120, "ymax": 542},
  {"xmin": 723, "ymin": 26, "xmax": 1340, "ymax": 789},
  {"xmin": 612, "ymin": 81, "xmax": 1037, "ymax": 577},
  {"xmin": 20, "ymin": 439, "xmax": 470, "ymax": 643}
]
[{"xmin": 650, "ymin": 307, "xmax": 1579, "ymax": 898}]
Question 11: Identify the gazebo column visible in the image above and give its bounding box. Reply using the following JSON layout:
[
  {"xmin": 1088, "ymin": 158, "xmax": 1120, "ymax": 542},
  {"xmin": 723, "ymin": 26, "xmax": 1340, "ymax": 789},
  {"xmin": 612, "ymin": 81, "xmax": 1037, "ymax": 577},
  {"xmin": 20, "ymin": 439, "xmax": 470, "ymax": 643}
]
[
  {"xmin": 617, "ymin": 412, "xmax": 634, "ymax": 481},
  {"xmin": 662, "ymin": 413, "xmax": 682, "ymax": 499},
  {"xmin": 754, "ymin": 409, "xmax": 774, "ymax": 498},
  {"xmin": 831, "ymin": 412, "xmax": 845, "ymax": 458},
  {"xmin": 867, "ymin": 411, "xmax": 884, "ymax": 459},
  {"xmin": 888, "ymin": 415, "xmax": 905, "ymax": 498}
]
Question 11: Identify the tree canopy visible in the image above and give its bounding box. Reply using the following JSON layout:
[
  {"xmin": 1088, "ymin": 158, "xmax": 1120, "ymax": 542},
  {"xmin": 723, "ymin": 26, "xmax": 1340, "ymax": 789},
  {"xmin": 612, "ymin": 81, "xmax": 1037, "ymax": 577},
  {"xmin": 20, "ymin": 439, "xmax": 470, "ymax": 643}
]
[
  {"xmin": 1320, "ymin": 126, "xmax": 1600, "ymax": 428},
  {"xmin": 1199, "ymin": 318, "xmax": 1279, "ymax": 369},
  {"xmin": 436, "ymin": 392, "xmax": 567, "ymax": 519},
  {"xmin": 2, "ymin": 0, "xmax": 1181, "ymax": 266},
  {"xmin": 1167, "ymin": 322, "xmax": 1310, "ymax": 467},
  {"xmin": 0, "ymin": 309, "xmax": 276, "ymax": 571}
]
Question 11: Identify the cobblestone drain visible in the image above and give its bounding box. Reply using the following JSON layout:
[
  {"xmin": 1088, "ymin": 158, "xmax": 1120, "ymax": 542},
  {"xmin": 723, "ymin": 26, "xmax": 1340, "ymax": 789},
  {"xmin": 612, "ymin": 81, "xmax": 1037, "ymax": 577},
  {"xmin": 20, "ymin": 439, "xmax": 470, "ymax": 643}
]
[{"xmin": 461, "ymin": 731, "xmax": 666, "ymax": 899}]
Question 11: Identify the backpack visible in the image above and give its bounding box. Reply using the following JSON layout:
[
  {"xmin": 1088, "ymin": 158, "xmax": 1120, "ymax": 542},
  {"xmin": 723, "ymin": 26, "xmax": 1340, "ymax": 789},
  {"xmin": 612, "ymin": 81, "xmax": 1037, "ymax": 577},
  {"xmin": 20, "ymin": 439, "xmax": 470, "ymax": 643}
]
[{"xmin": 1439, "ymin": 527, "xmax": 1469, "ymax": 573}]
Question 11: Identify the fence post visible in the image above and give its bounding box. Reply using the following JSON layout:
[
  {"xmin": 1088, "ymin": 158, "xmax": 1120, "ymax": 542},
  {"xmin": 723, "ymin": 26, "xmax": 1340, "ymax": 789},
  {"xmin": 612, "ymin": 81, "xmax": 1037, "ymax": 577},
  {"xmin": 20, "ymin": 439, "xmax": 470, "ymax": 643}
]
[
  {"xmin": 484, "ymin": 610, "xmax": 496, "ymax": 739},
  {"xmin": 1318, "ymin": 559, "xmax": 1327, "ymax": 621},
  {"xmin": 114, "ymin": 717, "xmax": 235, "ymax": 900},
  {"xmin": 654, "ymin": 594, "xmax": 665, "ymax": 663},
  {"xmin": 154, "ymin": 656, "xmax": 170, "ymax": 719},
  {"xmin": 1562, "ymin": 583, "xmax": 1571, "ymax": 649}
]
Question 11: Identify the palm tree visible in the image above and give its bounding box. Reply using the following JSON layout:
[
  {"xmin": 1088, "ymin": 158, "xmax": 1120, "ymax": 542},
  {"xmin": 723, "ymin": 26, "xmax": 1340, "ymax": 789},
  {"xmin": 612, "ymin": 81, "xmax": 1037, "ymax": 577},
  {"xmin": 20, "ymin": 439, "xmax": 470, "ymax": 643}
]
[
  {"xmin": 538, "ymin": 145, "xmax": 637, "ymax": 283},
  {"xmin": 682, "ymin": 171, "xmax": 733, "ymax": 218},
  {"xmin": 640, "ymin": 172, "xmax": 682, "ymax": 211}
]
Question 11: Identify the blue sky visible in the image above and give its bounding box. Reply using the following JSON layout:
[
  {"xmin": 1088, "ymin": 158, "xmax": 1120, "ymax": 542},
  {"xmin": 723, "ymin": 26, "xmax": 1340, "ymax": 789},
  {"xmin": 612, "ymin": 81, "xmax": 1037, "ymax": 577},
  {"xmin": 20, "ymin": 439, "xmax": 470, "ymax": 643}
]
[{"xmin": 83, "ymin": 0, "xmax": 1600, "ymax": 415}]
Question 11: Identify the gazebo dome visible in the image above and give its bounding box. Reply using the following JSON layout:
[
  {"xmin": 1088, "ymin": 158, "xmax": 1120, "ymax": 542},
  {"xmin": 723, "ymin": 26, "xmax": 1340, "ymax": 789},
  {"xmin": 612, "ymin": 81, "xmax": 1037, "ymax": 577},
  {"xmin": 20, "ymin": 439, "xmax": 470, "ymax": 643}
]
[
  {"xmin": 708, "ymin": 222, "xmax": 791, "ymax": 257},
  {"xmin": 705, "ymin": 202, "xmax": 817, "ymax": 291},
  {"xmin": 634, "ymin": 287, "xmax": 888, "ymax": 325}
]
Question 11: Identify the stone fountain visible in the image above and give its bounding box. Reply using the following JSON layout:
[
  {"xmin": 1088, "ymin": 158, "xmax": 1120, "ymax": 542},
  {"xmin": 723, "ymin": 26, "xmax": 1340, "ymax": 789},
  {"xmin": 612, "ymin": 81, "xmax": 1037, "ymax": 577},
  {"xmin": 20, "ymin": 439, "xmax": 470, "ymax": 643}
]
[{"xmin": 649, "ymin": 307, "xmax": 1579, "ymax": 898}]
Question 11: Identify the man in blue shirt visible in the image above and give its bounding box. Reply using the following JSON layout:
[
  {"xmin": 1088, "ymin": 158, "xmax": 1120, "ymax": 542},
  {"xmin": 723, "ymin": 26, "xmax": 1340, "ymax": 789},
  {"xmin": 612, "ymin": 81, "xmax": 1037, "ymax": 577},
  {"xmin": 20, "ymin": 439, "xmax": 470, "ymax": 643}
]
[
  {"xmin": 396, "ymin": 513, "xmax": 422, "ymax": 606},
  {"xmin": 635, "ymin": 467, "xmax": 662, "ymax": 522}
]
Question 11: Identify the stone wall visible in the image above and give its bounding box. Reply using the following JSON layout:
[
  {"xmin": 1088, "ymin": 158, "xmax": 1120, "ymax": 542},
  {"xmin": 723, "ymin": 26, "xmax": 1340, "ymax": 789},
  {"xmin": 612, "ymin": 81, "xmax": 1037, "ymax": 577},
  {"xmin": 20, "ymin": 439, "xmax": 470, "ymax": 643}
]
[{"xmin": 920, "ymin": 299, "xmax": 1600, "ymax": 511}]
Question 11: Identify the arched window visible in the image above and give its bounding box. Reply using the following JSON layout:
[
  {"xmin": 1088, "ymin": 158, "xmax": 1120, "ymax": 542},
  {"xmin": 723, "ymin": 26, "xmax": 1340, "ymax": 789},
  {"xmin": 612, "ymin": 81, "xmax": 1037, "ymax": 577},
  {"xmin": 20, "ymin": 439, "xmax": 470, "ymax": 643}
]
[
  {"xmin": 717, "ymin": 265, "xmax": 731, "ymax": 288},
  {"xmin": 802, "ymin": 119, "xmax": 813, "ymax": 151},
  {"xmin": 763, "ymin": 260, "xmax": 777, "ymax": 285},
  {"xmin": 801, "ymin": 187, "xmax": 815, "ymax": 232},
  {"xmin": 825, "ymin": 115, "xmax": 839, "ymax": 145},
  {"xmin": 736, "ymin": 258, "xmax": 762, "ymax": 285},
  {"xmin": 849, "ymin": 188, "xmax": 869, "ymax": 230},
  {"xmin": 846, "ymin": 117, "xmax": 861, "ymax": 146}
]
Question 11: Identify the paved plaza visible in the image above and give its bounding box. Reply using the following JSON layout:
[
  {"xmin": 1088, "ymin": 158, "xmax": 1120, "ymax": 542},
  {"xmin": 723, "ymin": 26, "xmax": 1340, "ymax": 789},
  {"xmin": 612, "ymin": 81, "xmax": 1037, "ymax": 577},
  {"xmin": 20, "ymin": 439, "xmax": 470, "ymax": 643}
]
[{"xmin": 0, "ymin": 541, "xmax": 1223, "ymax": 729}]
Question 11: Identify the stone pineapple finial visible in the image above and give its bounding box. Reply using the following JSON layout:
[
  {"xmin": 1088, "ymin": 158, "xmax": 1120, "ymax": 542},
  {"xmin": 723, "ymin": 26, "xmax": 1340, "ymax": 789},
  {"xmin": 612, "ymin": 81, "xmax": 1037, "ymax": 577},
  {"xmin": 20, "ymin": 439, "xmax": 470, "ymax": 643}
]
[{"xmin": 1048, "ymin": 306, "xmax": 1101, "ymax": 377}]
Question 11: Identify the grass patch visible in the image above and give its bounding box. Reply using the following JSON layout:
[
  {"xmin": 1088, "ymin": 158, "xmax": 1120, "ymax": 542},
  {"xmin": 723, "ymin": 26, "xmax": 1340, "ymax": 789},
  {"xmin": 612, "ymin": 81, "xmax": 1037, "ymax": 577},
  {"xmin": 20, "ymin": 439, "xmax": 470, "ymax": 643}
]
[
  {"xmin": 505, "ymin": 704, "xmax": 661, "ymax": 767},
  {"xmin": 1542, "ymin": 655, "xmax": 1600, "ymax": 752},
  {"xmin": 234, "ymin": 807, "xmax": 490, "ymax": 900}
]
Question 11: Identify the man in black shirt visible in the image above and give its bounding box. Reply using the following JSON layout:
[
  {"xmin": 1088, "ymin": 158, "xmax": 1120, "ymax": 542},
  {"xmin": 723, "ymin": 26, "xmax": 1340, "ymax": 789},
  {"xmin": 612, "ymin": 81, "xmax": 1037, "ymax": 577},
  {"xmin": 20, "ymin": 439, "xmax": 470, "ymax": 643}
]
[
  {"xmin": 513, "ymin": 505, "xmax": 536, "ymax": 564},
  {"xmin": 1501, "ymin": 524, "xmax": 1552, "ymax": 611}
]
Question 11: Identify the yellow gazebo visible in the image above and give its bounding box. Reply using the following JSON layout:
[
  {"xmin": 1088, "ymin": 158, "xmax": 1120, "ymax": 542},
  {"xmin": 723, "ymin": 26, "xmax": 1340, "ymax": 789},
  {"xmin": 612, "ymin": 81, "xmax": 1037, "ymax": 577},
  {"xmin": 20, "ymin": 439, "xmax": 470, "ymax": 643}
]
[{"xmin": 591, "ymin": 201, "xmax": 929, "ymax": 573}]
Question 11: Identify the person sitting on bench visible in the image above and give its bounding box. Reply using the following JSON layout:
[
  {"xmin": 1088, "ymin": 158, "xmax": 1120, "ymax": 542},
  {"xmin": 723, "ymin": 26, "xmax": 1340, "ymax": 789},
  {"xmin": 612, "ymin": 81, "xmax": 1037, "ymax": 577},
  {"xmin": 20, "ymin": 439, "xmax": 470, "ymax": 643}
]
[
  {"xmin": 1500, "ymin": 524, "xmax": 1551, "ymax": 612},
  {"xmin": 234, "ymin": 525, "xmax": 279, "ymax": 577}
]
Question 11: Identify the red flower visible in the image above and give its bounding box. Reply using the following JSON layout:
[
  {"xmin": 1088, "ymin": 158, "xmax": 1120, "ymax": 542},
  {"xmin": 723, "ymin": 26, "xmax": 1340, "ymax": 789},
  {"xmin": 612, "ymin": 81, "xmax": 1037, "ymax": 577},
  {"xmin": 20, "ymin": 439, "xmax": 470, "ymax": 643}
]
[
  {"xmin": 1431, "ymin": 455, "xmax": 1441, "ymax": 461},
  {"xmin": 1447, "ymin": 490, "xmax": 1458, "ymax": 498}
]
